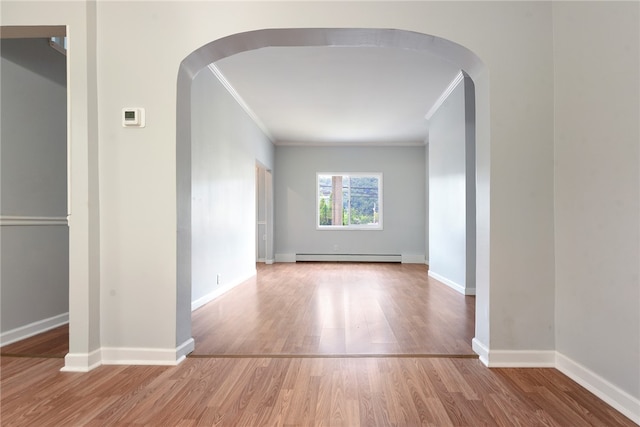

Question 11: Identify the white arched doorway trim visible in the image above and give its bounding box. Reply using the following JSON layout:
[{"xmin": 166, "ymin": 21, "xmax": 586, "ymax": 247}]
[{"xmin": 175, "ymin": 28, "xmax": 491, "ymax": 361}]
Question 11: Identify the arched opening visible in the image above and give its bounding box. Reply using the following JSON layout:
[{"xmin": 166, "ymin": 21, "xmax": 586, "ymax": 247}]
[{"xmin": 175, "ymin": 28, "xmax": 490, "ymax": 360}]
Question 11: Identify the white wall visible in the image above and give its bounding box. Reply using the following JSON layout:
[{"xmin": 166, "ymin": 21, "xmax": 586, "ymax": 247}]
[
  {"xmin": 553, "ymin": 1, "xmax": 639, "ymax": 403},
  {"xmin": 4, "ymin": 1, "xmax": 637, "ymax": 417},
  {"xmin": 3, "ymin": 0, "xmax": 560, "ymax": 371},
  {"xmin": 274, "ymin": 146, "xmax": 425, "ymax": 260},
  {"xmin": 428, "ymin": 76, "xmax": 475, "ymax": 294},
  {"xmin": 190, "ymin": 69, "xmax": 274, "ymax": 307},
  {"xmin": 0, "ymin": 38, "xmax": 69, "ymax": 342}
]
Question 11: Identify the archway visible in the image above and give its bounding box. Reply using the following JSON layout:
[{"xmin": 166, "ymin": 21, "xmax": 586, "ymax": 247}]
[{"xmin": 175, "ymin": 28, "xmax": 490, "ymax": 360}]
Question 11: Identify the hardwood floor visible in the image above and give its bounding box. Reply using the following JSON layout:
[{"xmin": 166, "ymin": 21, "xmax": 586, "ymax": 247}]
[
  {"xmin": 0, "ymin": 324, "xmax": 68, "ymax": 358},
  {"xmin": 1, "ymin": 263, "xmax": 635, "ymax": 425},
  {"xmin": 192, "ymin": 262, "xmax": 475, "ymax": 356},
  {"xmin": 1, "ymin": 356, "xmax": 635, "ymax": 426}
]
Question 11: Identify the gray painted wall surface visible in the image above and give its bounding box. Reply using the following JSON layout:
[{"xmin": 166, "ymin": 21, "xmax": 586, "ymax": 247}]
[
  {"xmin": 1, "ymin": 39, "xmax": 67, "ymax": 216},
  {"xmin": 274, "ymin": 145, "xmax": 426, "ymax": 259},
  {"xmin": 1, "ymin": 227, "xmax": 69, "ymax": 331},
  {"xmin": 6, "ymin": 2, "xmax": 636, "ymax": 408},
  {"xmin": 0, "ymin": 39, "xmax": 68, "ymax": 334},
  {"xmin": 553, "ymin": 2, "xmax": 640, "ymax": 398},
  {"xmin": 428, "ymin": 80, "xmax": 468, "ymax": 289},
  {"xmin": 428, "ymin": 76, "xmax": 476, "ymax": 293},
  {"xmin": 190, "ymin": 68, "xmax": 274, "ymax": 303}
]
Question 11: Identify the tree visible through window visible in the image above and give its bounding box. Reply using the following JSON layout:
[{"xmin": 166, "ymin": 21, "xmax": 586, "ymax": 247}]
[{"xmin": 317, "ymin": 173, "xmax": 382, "ymax": 229}]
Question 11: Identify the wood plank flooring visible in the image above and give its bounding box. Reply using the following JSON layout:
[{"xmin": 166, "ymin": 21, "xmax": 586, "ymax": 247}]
[
  {"xmin": 191, "ymin": 262, "xmax": 475, "ymax": 356},
  {"xmin": 1, "ymin": 262, "xmax": 636, "ymax": 425},
  {"xmin": 1, "ymin": 356, "xmax": 635, "ymax": 426},
  {"xmin": 0, "ymin": 323, "xmax": 68, "ymax": 358}
]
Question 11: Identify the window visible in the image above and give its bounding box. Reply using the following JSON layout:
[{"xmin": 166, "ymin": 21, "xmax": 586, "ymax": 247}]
[{"xmin": 317, "ymin": 173, "xmax": 382, "ymax": 230}]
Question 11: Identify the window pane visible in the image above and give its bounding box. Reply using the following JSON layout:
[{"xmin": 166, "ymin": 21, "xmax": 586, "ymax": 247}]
[
  {"xmin": 318, "ymin": 175, "xmax": 333, "ymax": 225},
  {"xmin": 318, "ymin": 173, "xmax": 382, "ymax": 229},
  {"xmin": 349, "ymin": 176, "xmax": 379, "ymax": 225}
]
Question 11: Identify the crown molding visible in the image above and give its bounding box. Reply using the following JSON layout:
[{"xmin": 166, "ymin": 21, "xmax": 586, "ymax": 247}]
[
  {"xmin": 207, "ymin": 64, "xmax": 275, "ymax": 142},
  {"xmin": 424, "ymin": 71, "xmax": 464, "ymax": 121}
]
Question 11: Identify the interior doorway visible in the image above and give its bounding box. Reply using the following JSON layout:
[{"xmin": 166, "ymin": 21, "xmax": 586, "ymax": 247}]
[
  {"xmin": 255, "ymin": 163, "xmax": 274, "ymax": 265},
  {"xmin": 176, "ymin": 28, "xmax": 489, "ymax": 358},
  {"xmin": 0, "ymin": 28, "xmax": 69, "ymax": 354}
]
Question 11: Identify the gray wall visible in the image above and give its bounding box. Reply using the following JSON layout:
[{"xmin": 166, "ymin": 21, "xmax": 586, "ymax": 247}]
[
  {"xmin": 428, "ymin": 78, "xmax": 472, "ymax": 292},
  {"xmin": 0, "ymin": 38, "xmax": 69, "ymax": 338},
  {"xmin": 553, "ymin": 2, "xmax": 640, "ymax": 399},
  {"xmin": 191, "ymin": 68, "xmax": 274, "ymax": 304},
  {"xmin": 274, "ymin": 145, "xmax": 426, "ymax": 259}
]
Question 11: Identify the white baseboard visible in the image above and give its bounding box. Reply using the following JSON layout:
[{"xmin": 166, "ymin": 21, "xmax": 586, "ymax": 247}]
[
  {"xmin": 275, "ymin": 253, "xmax": 296, "ymax": 263},
  {"xmin": 485, "ymin": 349, "xmax": 556, "ymax": 368},
  {"xmin": 102, "ymin": 345, "xmax": 189, "ymax": 366},
  {"xmin": 1, "ymin": 312, "xmax": 69, "ymax": 347},
  {"xmin": 265, "ymin": 259, "xmax": 274, "ymax": 265},
  {"xmin": 191, "ymin": 269, "xmax": 257, "ymax": 311},
  {"xmin": 473, "ymin": 339, "xmax": 555, "ymax": 367},
  {"xmin": 556, "ymin": 352, "xmax": 640, "ymax": 425},
  {"xmin": 472, "ymin": 337, "xmax": 489, "ymax": 366},
  {"xmin": 61, "ymin": 348, "xmax": 102, "ymax": 372},
  {"xmin": 472, "ymin": 341, "xmax": 639, "ymax": 424},
  {"xmin": 176, "ymin": 338, "xmax": 195, "ymax": 363},
  {"xmin": 401, "ymin": 254, "xmax": 426, "ymax": 264},
  {"xmin": 296, "ymin": 253, "xmax": 401, "ymax": 262},
  {"xmin": 428, "ymin": 271, "xmax": 475, "ymax": 295},
  {"xmin": 257, "ymin": 257, "xmax": 266, "ymax": 263},
  {"xmin": 61, "ymin": 340, "xmax": 194, "ymax": 371}
]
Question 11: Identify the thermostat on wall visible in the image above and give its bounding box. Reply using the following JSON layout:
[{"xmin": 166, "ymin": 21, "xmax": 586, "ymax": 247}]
[{"xmin": 122, "ymin": 107, "xmax": 145, "ymax": 127}]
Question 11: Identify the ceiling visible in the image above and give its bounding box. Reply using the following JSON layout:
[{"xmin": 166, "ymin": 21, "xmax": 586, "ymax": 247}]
[{"xmin": 212, "ymin": 46, "xmax": 461, "ymax": 147}]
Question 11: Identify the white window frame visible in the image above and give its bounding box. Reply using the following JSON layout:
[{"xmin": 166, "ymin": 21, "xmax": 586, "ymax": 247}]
[{"xmin": 316, "ymin": 172, "xmax": 383, "ymax": 231}]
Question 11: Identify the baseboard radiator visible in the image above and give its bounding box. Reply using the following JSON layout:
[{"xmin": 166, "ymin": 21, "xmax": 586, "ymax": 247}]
[{"xmin": 296, "ymin": 253, "xmax": 402, "ymax": 263}]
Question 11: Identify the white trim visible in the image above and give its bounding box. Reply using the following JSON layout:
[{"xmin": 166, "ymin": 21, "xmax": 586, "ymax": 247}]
[
  {"xmin": 61, "ymin": 348, "xmax": 102, "ymax": 372},
  {"xmin": 275, "ymin": 253, "xmax": 296, "ymax": 263},
  {"xmin": 485, "ymin": 350, "xmax": 556, "ymax": 368},
  {"xmin": 296, "ymin": 254, "xmax": 401, "ymax": 263},
  {"xmin": 472, "ymin": 344, "xmax": 640, "ymax": 423},
  {"xmin": 176, "ymin": 338, "xmax": 195, "ymax": 363},
  {"xmin": 265, "ymin": 259, "xmax": 275, "ymax": 265},
  {"xmin": 428, "ymin": 270, "xmax": 475, "ymax": 295},
  {"xmin": 316, "ymin": 225, "xmax": 384, "ymax": 231},
  {"xmin": 257, "ymin": 258, "xmax": 266, "ymax": 263},
  {"xmin": 191, "ymin": 269, "xmax": 257, "ymax": 311},
  {"xmin": 1, "ymin": 312, "xmax": 69, "ymax": 347},
  {"xmin": 208, "ymin": 64, "xmax": 274, "ymax": 141},
  {"xmin": 472, "ymin": 339, "xmax": 555, "ymax": 368},
  {"xmin": 101, "ymin": 347, "xmax": 187, "ymax": 366},
  {"xmin": 556, "ymin": 352, "xmax": 640, "ymax": 425},
  {"xmin": 425, "ymin": 70, "xmax": 464, "ymax": 121},
  {"xmin": 61, "ymin": 341, "xmax": 195, "ymax": 371},
  {"xmin": 275, "ymin": 140, "xmax": 426, "ymax": 147},
  {"xmin": 401, "ymin": 254, "xmax": 426, "ymax": 264},
  {"xmin": 0, "ymin": 215, "xmax": 68, "ymax": 226},
  {"xmin": 472, "ymin": 338, "xmax": 489, "ymax": 366}
]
